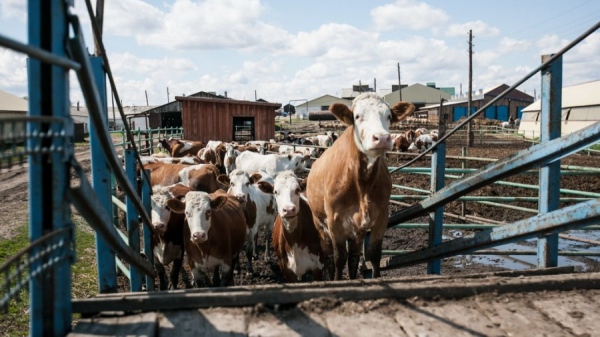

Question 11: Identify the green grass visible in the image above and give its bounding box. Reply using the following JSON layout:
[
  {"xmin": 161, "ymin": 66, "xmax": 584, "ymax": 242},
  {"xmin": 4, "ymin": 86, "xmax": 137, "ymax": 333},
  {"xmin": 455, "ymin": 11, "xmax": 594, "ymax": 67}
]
[
  {"xmin": 590, "ymin": 143, "xmax": 600, "ymax": 151},
  {"xmin": 0, "ymin": 223, "xmax": 98, "ymax": 336}
]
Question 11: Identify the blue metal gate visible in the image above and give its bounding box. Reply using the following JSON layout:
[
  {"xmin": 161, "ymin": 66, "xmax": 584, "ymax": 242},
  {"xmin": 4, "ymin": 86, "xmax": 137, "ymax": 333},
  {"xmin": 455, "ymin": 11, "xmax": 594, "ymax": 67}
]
[{"xmin": 497, "ymin": 106, "xmax": 509, "ymax": 121}]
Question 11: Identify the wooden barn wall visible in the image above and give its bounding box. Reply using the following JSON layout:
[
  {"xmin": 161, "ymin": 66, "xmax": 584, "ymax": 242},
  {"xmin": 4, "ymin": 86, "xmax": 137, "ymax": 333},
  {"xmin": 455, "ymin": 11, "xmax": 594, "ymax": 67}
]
[{"xmin": 182, "ymin": 101, "xmax": 275, "ymax": 143}]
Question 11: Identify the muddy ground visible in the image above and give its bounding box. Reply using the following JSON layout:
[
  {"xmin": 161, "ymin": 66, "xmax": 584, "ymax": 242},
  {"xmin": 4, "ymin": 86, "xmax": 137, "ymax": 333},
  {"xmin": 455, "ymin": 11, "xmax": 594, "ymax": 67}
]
[{"xmin": 1, "ymin": 133, "xmax": 599, "ymax": 291}]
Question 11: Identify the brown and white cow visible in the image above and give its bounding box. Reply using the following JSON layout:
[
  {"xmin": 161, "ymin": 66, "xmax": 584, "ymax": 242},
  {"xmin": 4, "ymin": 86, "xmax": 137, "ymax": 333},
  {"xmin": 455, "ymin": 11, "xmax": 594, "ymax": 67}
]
[
  {"xmin": 144, "ymin": 163, "xmax": 219, "ymax": 193},
  {"xmin": 150, "ymin": 184, "xmax": 194, "ymax": 290},
  {"xmin": 306, "ymin": 93, "xmax": 415, "ymax": 280},
  {"xmin": 392, "ymin": 133, "xmax": 411, "ymax": 152},
  {"xmin": 167, "ymin": 190, "xmax": 247, "ymax": 287},
  {"xmin": 217, "ymin": 170, "xmax": 277, "ymax": 275},
  {"xmin": 272, "ymin": 171, "xmax": 325, "ymax": 282},
  {"xmin": 160, "ymin": 139, "xmax": 205, "ymax": 158},
  {"xmin": 197, "ymin": 148, "xmax": 218, "ymax": 165},
  {"xmin": 404, "ymin": 129, "xmax": 416, "ymax": 143}
]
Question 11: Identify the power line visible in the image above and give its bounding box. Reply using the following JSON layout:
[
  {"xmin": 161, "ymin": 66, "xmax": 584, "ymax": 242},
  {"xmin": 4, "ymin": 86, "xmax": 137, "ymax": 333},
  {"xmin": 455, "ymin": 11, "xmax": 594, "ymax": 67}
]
[{"xmin": 505, "ymin": 0, "xmax": 594, "ymax": 37}]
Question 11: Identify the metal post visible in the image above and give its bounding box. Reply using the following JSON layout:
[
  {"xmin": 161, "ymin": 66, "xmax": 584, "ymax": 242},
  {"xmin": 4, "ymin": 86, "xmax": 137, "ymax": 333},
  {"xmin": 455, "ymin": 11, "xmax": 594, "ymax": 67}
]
[
  {"xmin": 537, "ymin": 54, "xmax": 562, "ymax": 268},
  {"xmin": 137, "ymin": 127, "xmax": 142, "ymax": 154},
  {"xmin": 141, "ymin": 169, "xmax": 154, "ymax": 291},
  {"xmin": 111, "ymin": 174, "xmax": 119, "ymax": 228},
  {"xmin": 427, "ymin": 98, "xmax": 446, "ymax": 274},
  {"xmin": 125, "ymin": 149, "xmax": 143, "ymax": 291},
  {"xmin": 121, "ymin": 127, "xmax": 125, "ymax": 152},
  {"xmin": 28, "ymin": 0, "xmax": 72, "ymax": 334},
  {"xmin": 90, "ymin": 56, "xmax": 117, "ymax": 293},
  {"xmin": 461, "ymin": 147, "xmax": 466, "ymax": 217}
]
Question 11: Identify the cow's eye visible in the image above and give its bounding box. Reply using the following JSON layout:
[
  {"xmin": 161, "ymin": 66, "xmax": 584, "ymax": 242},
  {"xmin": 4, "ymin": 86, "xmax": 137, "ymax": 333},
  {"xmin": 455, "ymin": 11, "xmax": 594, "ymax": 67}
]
[
  {"xmin": 295, "ymin": 188, "xmax": 300, "ymax": 194},
  {"xmin": 231, "ymin": 183, "xmax": 235, "ymax": 187},
  {"xmin": 388, "ymin": 115, "xmax": 392, "ymax": 121},
  {"xmin": 274, "ymin": 190, "xmax": 278, "ymax": 195},
  {"xmin": 245, "ymin": 182, "xmax": 250, "ymax": 187},
  {"xmin": 206, "ymin": 210, "xmax": 211, "ymax": 217},
  {"xmin": 355, "ymin": 115, "xmax": 360, "ymax": 120}
]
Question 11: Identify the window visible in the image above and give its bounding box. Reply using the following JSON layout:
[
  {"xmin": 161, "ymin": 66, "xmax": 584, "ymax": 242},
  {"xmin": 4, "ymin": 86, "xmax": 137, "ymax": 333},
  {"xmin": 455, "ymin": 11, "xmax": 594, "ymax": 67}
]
[
  {"xmin": 321, "ymin": 105, "xmax": 329, "ymax": 111},
  {"xmin": 232, "ymin": 116, "xmax": 255, "ymax": 141}
]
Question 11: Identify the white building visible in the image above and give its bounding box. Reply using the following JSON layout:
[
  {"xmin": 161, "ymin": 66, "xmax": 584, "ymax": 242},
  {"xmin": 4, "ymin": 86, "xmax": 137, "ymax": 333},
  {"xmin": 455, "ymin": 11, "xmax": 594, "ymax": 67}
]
[
  {"xmin": 0, "ymin": 90, "xmax": 28, "ymax": 139},
  {"xmin": 294, "ymin": 95, "xmax": 352, "ymax": 119},
  {"xmin": 519, "ymin": 80, "xmax": 600, "ymax": 139}
]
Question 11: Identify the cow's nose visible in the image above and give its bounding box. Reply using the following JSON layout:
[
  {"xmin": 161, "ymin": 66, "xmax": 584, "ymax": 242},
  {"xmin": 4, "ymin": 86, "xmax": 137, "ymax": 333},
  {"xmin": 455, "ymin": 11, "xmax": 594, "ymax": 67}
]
[
  {"xmin": 282, "ymin": 206, "xmax": 297, "ymax": 217},
  {"xmin": 192, "ymin": 231, "xmax": 207, "ymax": 242},
  {"xmin": 153, "ymin": 223, "xmax": 166, "ymax": 231},
  {"xmin": 372, "ymin": 133, "xmax": 391, "ymax": 147},
  {"xmin": 235, "ymin": 194, "xmax": 246, "ymax": 202}
]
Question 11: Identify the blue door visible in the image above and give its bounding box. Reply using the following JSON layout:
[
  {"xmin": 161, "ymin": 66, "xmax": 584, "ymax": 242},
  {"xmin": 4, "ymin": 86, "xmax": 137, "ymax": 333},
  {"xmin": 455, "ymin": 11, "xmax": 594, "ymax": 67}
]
[
  {"xmin": 497, "ymin": 106, "xmax": 509, "ymax": 121},
  {"xmin": 485, "ymin": 106, "xmax": 497, "ymax": 120},
  {"xmin": 453, "ymin": 107, "xmax": 466, "ymax": 121},
  {"xmin": 517, "ymin": 106, "xmax": 524, "ymax": 120}
]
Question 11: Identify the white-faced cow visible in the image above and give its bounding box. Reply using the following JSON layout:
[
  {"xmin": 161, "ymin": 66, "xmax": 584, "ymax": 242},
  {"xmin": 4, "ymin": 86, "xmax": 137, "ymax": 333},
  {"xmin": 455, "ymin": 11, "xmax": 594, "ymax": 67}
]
[
  {"xmin": 217, "ymin": 170, "xmax": 277, "ymax": 275},
  {"xmin": 306, "ymin": 93, "xmax": 415, "ymax": 280},
  {"xmin": 408, "ymin": 134, "xmax": 434, "ymax": 152},
  {"xmin": 150, "ymin": 184, "xmax": 194, "ymax": 290},
  {"xmin": 272, "ymin": 171, "xmax": 325, "ymax": 282},
  {"xmin": 167, "ymin": 190, "xmax": 247, "ymax": 287}
]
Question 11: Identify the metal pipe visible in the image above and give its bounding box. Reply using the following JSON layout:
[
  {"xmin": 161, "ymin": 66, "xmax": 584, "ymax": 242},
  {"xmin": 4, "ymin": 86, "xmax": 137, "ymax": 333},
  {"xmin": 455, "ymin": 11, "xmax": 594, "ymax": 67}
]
[
  {"xmin": 389, "ymin": 21, "xmax": 600, "ymax": 174},
  {"xmin": 390, "ymin": 195, "xmax": 592, "ymax": 203},
  {"xmin": 388, "ymin": 167, "xmax": 599, "ymax": 175},
  {"xmin": 389, "ymin": 223, "xmax": 600, "ymax": 230},
  {"xmin": 382, "ymin": 250, "xmax": 600, "ymax": 257},
  {"xmin": 0, "ymin": 33, "xmax": 80, "ymax": 70}
]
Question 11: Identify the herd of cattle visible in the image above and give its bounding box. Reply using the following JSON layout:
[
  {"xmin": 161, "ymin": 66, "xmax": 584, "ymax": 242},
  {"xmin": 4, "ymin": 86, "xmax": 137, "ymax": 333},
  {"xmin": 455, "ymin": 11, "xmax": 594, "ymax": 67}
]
[{"xmin": 136, "ymin": 93, "xmax": 417, "ymax": 289}]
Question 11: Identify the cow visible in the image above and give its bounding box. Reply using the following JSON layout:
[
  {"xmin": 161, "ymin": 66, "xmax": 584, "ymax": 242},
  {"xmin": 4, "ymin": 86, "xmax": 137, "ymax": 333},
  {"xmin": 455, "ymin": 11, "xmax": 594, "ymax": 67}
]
[
  {"xmin": 408, "ymin": 134, "xmax": 434, "ymax": 152},
  {"xmin": 150, "ymin": 184, "xmax": 194, "ymax": 290},
  {"xmin": 272, "ymin": 171, "xmax": 325, "ymax": 282},
  {"xmin": 166, "ymin": 190, "xmax": 247, "ymax": 287},
  {"xmin": 144, "ymin": 163, "xmax": 219, "ymax": 193},
  {"xmin": 223, "ymin": 144, "xmax": 238, "ymax": 175},
  {"xmin": 246, "ymin": 140, "xmax": 268, "ymax": 148},
  {"xmin": 405, "ymin": 129, "xmax": 416, "ymax": 143},
  {"xmin": 306, "ymin": 135, "xmax": 332, "ymax": 147},
  {"xmin": 205, "ymin": 140, "xmax": 224, "ymax": 151},
  {"xmin": 392, "ymin": 133, "xmax": 411, "ymax": 152},
  {"xmin": 234, "ymin": 145, "xmax": 259, "ymax": 153},
  {"xmin": 197, "ymin": 148, "xmax": 218, "ymax": 165},
  {"xmin": 217, "ymin": 170, "xmax": 277, "ymax": 275},
  {"xmin": 415, "ymin": 128, "xmax": 428, "ymax": 138},
  {"xmin": 140, "ymin": 155, "xmax": 198, "ymax": 165},
  {"xmin": 160, "ymin": 139, "xmax": 205, "ymax": 158},
  {"xmin": 279, "ymin": 145, "xmax": 318, "ymax": 158},
  {"xmin": 306, "ymin": 93, "xmax": 415, "ymax": 280},
  {"xmin": 235, "ymin": 151, "xmax": 310, "ymax": 177}
]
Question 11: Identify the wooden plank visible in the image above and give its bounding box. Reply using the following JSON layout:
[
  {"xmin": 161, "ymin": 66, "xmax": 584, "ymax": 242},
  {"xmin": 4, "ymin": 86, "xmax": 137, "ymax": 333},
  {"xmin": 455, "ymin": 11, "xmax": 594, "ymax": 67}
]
[
  {"xmin": 475, "ymin": 300, "xmax": 567, "ymax": 337},
  {"xmin": 72, "ymin": 272, "xmax": 600, "ymax": 315},
  {"xmin": 323, "ymin": 311, "xmax": 405, "ymax": 337},
  {"xmin": 157, "ymin": 309, "xmax": 247, "ymax": 336},
  {"xmin": 424, "ymin": 304, "xmax": 503, "ymax": 336},
  {"xmin": 532, "ymin": 293, "xmax": 600, "ymax": 336},
  {"xmin": 69, "ymin": 312, "xmax": 158, "ymax": 337},
  {"xmin": 394, "ymin": 303, "xmax": 475, "ymax": 337},
  {"xmin": 247, "ymin": 311, "xmax": 330, "ymax": 337}
]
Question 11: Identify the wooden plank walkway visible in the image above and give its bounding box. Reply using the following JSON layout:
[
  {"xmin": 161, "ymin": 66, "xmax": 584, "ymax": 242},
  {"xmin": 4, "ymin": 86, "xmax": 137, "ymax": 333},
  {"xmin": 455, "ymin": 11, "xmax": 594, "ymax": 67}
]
[{"xmin": 70, "ymin": 269, "xmax": 600, "ymax": 336}]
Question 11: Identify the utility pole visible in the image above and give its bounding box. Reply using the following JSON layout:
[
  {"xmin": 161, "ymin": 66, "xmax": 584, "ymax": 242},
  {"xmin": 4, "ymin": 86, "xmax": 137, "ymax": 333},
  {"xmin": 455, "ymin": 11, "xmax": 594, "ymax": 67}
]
[
  {"xmin": 167, "ymin": 87, "xmax": 170, "ymax": 103},
  {"xmin": 374, "ymin": 78, "xmax": 377, "ymax": 93},
  {"xmin": 359, "ymin": 80, "xmax": 362, "ymax": 93},
  {"xmin": 255, "ymin": 90, "xmax": 257, "ymax": 101},
  {"xmin": 397, "ymin": 62, "xmax": 402, "ymax": 101},
  {"xmin": 145, "ymin": 90, "xmax": 149, "ymax": 106},
  {"xmin": 467, "ymin": 30, "xmax": 474, "ymax": 147},
  {"xmin": 111, "ymin": 91, "xmax": 116, "ymax": 129}
]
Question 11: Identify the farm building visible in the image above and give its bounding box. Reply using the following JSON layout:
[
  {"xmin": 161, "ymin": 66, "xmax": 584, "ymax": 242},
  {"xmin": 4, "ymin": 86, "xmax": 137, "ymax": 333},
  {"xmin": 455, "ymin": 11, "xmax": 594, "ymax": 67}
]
[
  {"xmin": 341, "ymin": 84, "xmax": 375, "ymax": 100},
  {"xmin": 519, "ymin": 80, "xmax": 600, "ymax": 139},
  {"xmin": 294, "ymin": 94, "xmax": 352, "ymax": 119},
  {"xmin": 177, "ymin": 96, "xmax": 281, "ymax": 143},
  {"xmin": 145, "ymin": 91, "xmax": 229, "ymax": 129},
  {"xmin": 419, "ymin": 84, "xmax": 533, "ymax": 122},
  {"xmin": 0, "ymin": 90, "xmax": 28, "ymax": 140},
  {"xmin": 382, "ymin": 83, "xmax": 451, "ymax": 110}
]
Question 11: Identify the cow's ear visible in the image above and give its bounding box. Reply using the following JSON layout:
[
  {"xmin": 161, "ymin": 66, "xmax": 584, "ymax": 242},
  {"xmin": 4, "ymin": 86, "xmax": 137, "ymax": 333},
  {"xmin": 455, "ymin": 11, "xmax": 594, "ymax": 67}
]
[
  {"xmin": 249, "ymin": 173, "xmax": 262, "ymax": 184},
  {"xmin": 209, "ymin": 196, "xmax": 228, "ymax": 210},
  {"xmin": 330, "ymin": 103, "xmax": 353, "ymax": 125},
  {"xmin": 298, "ymin": 179, "xmax": 307, "ymax": 192},
  {"xmin": 216, "ymin": 174, "xmax": 230, "ymax": 187},
  {"xmin": 256, "ymin": 181, "xmax": 274, "ymax": 194},
  {"xmin": 391, "ymin": 101, "xmax": 416, "ymax": 123},
  {"xmin": 166, "ymin": 199, "xmax": 185, "ymax": 214}
]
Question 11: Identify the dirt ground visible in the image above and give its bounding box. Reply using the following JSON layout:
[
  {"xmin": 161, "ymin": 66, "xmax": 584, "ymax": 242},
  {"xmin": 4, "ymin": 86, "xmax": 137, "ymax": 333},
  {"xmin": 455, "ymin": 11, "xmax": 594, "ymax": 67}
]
[{"xmin": 2, "ymin": 129, "xmax": 599, "ymax": 290}]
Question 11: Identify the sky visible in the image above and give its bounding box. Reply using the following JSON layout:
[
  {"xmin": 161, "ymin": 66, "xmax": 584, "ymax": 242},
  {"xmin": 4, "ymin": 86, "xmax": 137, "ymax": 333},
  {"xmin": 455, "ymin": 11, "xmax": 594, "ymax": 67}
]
[{"xmin": 0, "ymin": 0, "xmax": 599, "ymax": 107}]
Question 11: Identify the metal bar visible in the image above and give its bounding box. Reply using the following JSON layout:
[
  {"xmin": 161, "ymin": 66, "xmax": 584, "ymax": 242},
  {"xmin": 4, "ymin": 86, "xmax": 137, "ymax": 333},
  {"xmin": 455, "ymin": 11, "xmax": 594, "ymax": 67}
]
[
  {"xmin": 90, "ymin": 56, "xmax": 117, "ymax": 293},
  {"xmin": 125, "ymin": 150, "xmax": 143, "ymax": 291},
  {"xmin": 390, "ymin": 195, "xmax": 592, "ymax": 203},
  {"xmin": 382, "ymin": 198, "xmax": 600, "ymax": 270},
  {"xmin": 382, "ymin": 250, "xmax": 600, "ymax": 257},
  {"xmin": 0, "ymin": 33, "xmax": 80, "ymax": 70},
  {"xmin": 115, "ymin": 258, "xmax": 130, "ymax": 277},
  {"xmin": 390, "ymin": 223, "xmax": 600, "ymax": 230},
  {"xmin": 67, "ymin": 17, "xmax": 155, "ymax": 237},
  {"xmin": 68, "ymin": 161, "xmax": 156, "ymax": 277},
  {"xmin": 111, "ymin": 195, "xmax": 126, "ymax": 212},
  {"xmin": 476, "ymin": 201, "xmax": 538, "ymax": 214},
  {"xmin": 142, "ymin": 169, "xmax": 154, "ymax": 291},
  {"xmin": 388, "ymin": 167, "xmax": 599, "ymax": 176},
  {"xmin": 389, "ymin": 21, "xmax": 600, "ymax": 174},
  {"xmin": 538, "ymin": 54, "xmax": 562, "ymax": 268}
]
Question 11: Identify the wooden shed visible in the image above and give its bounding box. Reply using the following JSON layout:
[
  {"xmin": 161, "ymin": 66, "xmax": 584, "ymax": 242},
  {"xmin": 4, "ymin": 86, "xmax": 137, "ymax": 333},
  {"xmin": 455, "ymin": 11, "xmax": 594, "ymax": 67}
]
[{"xmin": 177, "ymin": 96, "xmax": 281, "ymax": 143}]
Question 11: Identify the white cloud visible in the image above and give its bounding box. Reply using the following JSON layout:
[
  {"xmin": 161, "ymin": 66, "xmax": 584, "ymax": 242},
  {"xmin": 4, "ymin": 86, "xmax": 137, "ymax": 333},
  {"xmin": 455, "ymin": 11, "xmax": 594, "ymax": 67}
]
[
  {"xmin": 446, "ymin": 20, "xmax": 500, "ymax": 38},
  {"xmin": 110, "ymin": 53, "xmax": 197, "ymax": 79},
  {"xmin": 0, "ymin": 0, "xmax": 26, "ymax": 21},
  {"xmin": 371, "ymin": 0, "xmax": 449, "ymax": 32},
  {"xmin": 498, "ymin": 37, "xmax": 530, "ymax": 53},
  {"xmin": 104, "ymin": 0, "xmax": 165, "ymax": 36},
  {"xmin": 0, "ymin": 48, "xmax": 28, "ymax": 95}
]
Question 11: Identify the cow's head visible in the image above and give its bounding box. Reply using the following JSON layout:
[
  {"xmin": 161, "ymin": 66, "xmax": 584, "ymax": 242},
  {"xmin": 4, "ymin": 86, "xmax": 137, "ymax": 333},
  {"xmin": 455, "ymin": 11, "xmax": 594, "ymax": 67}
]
[
  {"xmin": 330, "ymin": 93, "xmax": 415, "ymax": 158},
  {"xmin": 220, "ymin": 170, "xmax": 272, "ymax": 204},
  {"xmin": 272, "ymin": 171, "xmax": 305, "ymax": 231},
  {"xmin": 224, "ymin": 145, "xmax": 237, "ymax": 175},
  {"xmin": 167, "ymin": 191, "xmax": 227, "ymax": 244},
  {"xmin": 150, "ymin": 188, "xmax": 172, "ymax": 234}
]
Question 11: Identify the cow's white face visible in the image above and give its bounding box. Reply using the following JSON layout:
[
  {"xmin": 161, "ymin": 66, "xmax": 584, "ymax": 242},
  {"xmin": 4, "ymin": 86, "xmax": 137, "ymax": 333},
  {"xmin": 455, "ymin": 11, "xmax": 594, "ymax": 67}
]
[
  {"xmin": 227, "ymin": 170, "xmax": 251, "ymax": 203},
  {"xmin": 167, "ymin": 192, "xmax": 227, "ymax": 244},
  {"xmin": 273, "ymin": 171, "xmax": 301, "ymax": 231},
  {"xmin": 151, "ymin": 193, "xmax": 171, "ymax": 234},
  {"xmin": 330, "ymin": 93, "xmax": 415, "ymax": 159},
  {"xmin": 224, "ymin": 145, "xmax": 237, "ymax": 175}
]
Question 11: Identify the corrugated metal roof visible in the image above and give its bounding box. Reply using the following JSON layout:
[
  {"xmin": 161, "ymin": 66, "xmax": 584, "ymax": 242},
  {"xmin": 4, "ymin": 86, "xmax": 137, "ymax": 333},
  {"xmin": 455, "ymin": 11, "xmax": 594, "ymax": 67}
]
[
  {"xmin": 522, "ymin": 80, "xmax": 600, "ymax": 112},
  {"xmin": 0, "ymin": 90, "xmax": 28, "ymax": 112}
]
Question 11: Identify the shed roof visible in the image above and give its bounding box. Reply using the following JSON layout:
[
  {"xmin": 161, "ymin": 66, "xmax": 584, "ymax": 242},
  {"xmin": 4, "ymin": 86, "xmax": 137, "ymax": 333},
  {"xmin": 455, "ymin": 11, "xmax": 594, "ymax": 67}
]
[
  {"xmin": 176, "ymin": 96, "xmax": 281, "ymax": 108},
  {"xmin": 522, "ymin": 80, "xmax": 600, "ymax": 112},
  {"xmin": 0, "ymin": 90, "xmax": 28, "ymax": 112},
  {"xmin": 295, "ymin": 94, "xmax": 351, "ymax": 108}
]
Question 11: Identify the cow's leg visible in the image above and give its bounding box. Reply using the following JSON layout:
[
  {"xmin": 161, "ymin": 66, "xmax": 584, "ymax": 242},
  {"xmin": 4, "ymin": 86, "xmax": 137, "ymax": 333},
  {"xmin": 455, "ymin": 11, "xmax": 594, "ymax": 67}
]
[
  {"xmin": 154, "ymin": 258, "xmax": 167, "ymax": 291},
  {"xmin": 212, "ymin": 266, "xmax": 221, "ymax": 286},
  {"xmin": 168, "ymin": 258, "xmax": 183, "ymax": 290},
  {"xmin": 180, "ymin": 264, "xmax": 193, "ymax": 289},
  {"xmin": 347, "ymin": 238, "xmax": 362, "ymax": 280},
  {"xmin": 281, "ymin": 266, "xmax": 298, "ymax": 283},
  {"xmin": 246, "ymin": 233, "xmax": 255, "ymax": 276},
  {"xmin": 332, "ymin": 234, "xmax": 348, "ymax": 281},
  {"xmin": 221, "ymin": 263, "xmax": 234, "ymax": 287},
  {"xmin": 366, "ymin": 221, "xmax": 386, "ymax": 278},
  {"xmin": 312, "ymin": 268, "xmax": 323, "ymax": 282},
  {"xmin": 264, "ymin": 224, "xmax": 272, "ymax": 261}
]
